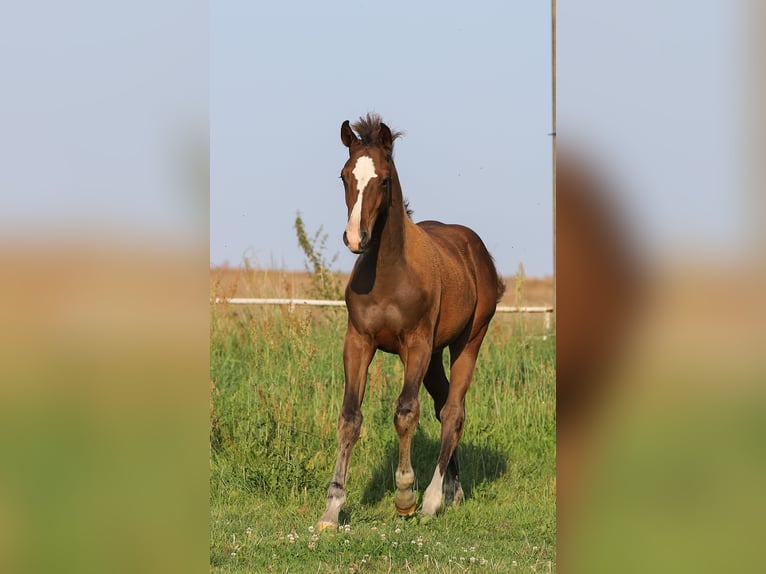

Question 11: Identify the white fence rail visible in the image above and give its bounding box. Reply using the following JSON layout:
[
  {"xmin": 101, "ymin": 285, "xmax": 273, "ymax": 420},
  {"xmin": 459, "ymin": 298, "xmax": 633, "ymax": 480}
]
[
  {"xmin": 217, "ymin": 297, "xmax": 346, "ymax": 307},
  {"xmin": 215, "ymin": 298, "xmax": 552, "ymax": 312},
  {"xmin": 495, "ymin": 305, "xmax": 553, "ymax": 314},
  {"xmin": 214, "ymin": 298, "xmax": 554, "ymax": 332}
]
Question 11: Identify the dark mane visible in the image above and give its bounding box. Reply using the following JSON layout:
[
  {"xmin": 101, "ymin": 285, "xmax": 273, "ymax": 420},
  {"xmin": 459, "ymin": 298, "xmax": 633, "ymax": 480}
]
[
  {"xmin": 352, "ymin": 112, "xmax": 405, "ymax": 147},
  {"xmin": 403, "ymin": 199, "xmax": 414, "ymax": 219}
]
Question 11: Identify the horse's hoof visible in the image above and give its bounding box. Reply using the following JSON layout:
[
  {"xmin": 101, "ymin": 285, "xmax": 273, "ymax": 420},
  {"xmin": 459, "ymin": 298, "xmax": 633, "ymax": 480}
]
[
  {"xmin": 447, "ymin": 485, "xmax": 464, "ymax": 506},
  {"xmin": 394, "ymin": 488, "xmax": 416, "ymax": 516},
  {"xmin": 316, "ymin": 520, "xmax": 338, "ymax": 532},
  {"xmin": 396, "ymin": 503, "xmax": 417, "ymax": 517}
]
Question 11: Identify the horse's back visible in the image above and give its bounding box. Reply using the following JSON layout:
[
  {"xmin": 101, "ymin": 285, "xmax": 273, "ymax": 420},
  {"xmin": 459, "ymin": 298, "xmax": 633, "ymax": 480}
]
[{"xmin": 417, "ymin": 220, "xmax": 487, "ymax": 256}]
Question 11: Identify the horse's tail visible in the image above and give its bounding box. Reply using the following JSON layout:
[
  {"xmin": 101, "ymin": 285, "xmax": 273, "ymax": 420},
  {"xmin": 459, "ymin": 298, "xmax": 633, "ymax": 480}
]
[
  {"xmin": 495, "ymin": 272, "xmax": 507, "ymax": 304},
  {"xmin": 487, "ymin": 252, "xmax": 506, "ymax": 304}
]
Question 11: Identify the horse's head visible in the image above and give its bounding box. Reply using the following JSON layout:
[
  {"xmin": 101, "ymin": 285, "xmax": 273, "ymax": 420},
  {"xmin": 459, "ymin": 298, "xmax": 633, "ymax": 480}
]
[{"xmin": 339, "ymin": 117, "xmax": 397, "ymax": 254}]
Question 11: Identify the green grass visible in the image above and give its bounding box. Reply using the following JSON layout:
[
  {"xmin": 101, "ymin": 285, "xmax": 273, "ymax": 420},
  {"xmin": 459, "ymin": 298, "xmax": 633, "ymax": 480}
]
[{"xmin": 210, "ymin": 304, "xmax": 555, "ymax": 572}]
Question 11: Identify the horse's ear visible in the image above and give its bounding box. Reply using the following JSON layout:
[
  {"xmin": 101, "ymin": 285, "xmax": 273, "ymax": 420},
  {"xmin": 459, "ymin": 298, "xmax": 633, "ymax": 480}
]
[
  {"xmin": 341, "ymin": 120, "xmax": 358, "ymax": 148},
  {"xmin": 379, "ymin": 122, "xmax": 393, "ymax": 152}
]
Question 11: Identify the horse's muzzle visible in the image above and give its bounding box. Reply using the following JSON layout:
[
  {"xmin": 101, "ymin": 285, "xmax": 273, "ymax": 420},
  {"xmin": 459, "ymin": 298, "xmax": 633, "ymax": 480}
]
[
  {"xmin": 343, "ymin": 230, "xmax": 370, "ymax": 255},
  {"xmin": 343, "ymin": 230, "xmax": 369, "ymax": 254}
]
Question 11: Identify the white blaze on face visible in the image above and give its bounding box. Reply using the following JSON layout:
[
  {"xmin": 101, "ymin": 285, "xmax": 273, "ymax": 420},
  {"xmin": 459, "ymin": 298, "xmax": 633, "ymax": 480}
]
[{"xmin": 345, "ymin": 155, "xmax": 378, "ymax": 251}]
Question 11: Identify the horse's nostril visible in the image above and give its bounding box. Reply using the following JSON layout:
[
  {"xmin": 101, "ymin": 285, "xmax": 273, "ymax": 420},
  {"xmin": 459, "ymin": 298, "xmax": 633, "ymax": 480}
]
[
  {"xmin": 343, "ymin": 231, "xmax": 349, "ymax": 246},
  {"xmin": 359, "ymin": 230, "xmax": 369, "ymax": 245}
]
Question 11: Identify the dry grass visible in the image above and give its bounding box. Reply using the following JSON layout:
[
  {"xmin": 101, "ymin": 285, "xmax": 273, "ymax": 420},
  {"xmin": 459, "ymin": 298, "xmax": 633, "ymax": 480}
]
[{"xmin": 210, "ymin": 266, "xmax": 553, "ymax": 307}]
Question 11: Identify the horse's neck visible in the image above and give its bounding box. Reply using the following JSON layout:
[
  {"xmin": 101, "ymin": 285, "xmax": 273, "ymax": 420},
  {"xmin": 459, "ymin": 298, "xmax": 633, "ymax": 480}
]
[
  {"xmin": 377, "ymin": 173, "xmax": 411, "ymax": 266},
  {"xmin": 351, "ymin": 176, "xmax": 417, "ymax": 296}
]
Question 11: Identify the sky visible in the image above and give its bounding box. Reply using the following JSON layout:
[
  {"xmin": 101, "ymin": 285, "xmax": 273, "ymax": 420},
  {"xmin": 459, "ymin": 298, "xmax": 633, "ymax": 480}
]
[
  {"xmin": 0, "ymin": 2, "xmax": 207, "ymax": 250},
  {"xmin": 211, "ymin": 1, "xmax": 554, "ymax": 277},
  {"xmin": 558, "ymin": 0, "xmax": 748, "ymax": 264}
]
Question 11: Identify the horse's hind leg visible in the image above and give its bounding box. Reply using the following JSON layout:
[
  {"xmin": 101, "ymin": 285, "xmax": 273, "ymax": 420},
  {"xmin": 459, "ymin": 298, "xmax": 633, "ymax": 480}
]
[
  {"xmin": 422, "ymin": 325, "xmax": 489, "ymax": 516},
  {"xmin": 422, "ymin": 353, "xmax": 462, "ymax": 507},
  {"xmin": 444, "ymin": 450, "xmax": 463, "ymax": 506}
]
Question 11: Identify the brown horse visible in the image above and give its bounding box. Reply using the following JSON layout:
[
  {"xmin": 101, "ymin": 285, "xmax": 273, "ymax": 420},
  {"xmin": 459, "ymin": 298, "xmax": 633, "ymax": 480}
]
[{"xmin": 317, "ymin": 113, "xmax": 505, "ymax": 530}]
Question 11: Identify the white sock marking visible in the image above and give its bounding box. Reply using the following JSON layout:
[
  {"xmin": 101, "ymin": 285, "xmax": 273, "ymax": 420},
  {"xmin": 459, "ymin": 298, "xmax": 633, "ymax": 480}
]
[{"xmin": 422, "ymin": 467, "xmax": 444, "ymax": 515}]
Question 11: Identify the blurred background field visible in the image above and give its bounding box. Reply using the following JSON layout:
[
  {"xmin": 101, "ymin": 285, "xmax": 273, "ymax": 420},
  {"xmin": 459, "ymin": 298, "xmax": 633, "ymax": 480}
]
[{"xmin": 0, "ymin": 244, "xmax": 209, "ymax": 574}]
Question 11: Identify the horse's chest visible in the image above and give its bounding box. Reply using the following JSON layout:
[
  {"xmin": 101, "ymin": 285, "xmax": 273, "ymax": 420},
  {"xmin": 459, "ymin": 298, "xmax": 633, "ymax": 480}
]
[
  {"xmin": 348, "ymin": 297, "xmax": 428, "ymax": 352},
  {"xmin": 349, "ymin": 301, "xmax": 404, "ymax": 333}
]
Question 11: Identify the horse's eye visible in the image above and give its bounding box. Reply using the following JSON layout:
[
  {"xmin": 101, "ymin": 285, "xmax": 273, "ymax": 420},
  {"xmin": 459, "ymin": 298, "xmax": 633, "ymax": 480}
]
[{"xmin": 381, "ymin": 178, "xmax": 390, "ymax": 187}]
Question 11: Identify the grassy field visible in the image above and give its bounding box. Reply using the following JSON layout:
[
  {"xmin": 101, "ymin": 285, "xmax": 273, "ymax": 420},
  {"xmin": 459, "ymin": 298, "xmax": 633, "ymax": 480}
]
[{"xmin": 210, "ymin": 274, "xmax": 555, "ymax": 572}]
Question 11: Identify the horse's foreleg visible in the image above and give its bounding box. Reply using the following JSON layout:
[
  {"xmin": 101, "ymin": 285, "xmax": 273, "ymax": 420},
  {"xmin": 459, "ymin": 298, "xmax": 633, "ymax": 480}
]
[
  {"xmin": 393, "ymin": 339, "xmax": 431, "ymax": 516},
  {"xmin": 317, "ymin": 331, "xmax": 375, "ymax": 531}
]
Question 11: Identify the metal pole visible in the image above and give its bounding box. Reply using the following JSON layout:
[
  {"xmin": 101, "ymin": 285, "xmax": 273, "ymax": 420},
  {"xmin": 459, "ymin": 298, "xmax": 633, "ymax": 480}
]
[{"xmin": 551, "ymin": 0, "xmax": 557, "ymax": 320}]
